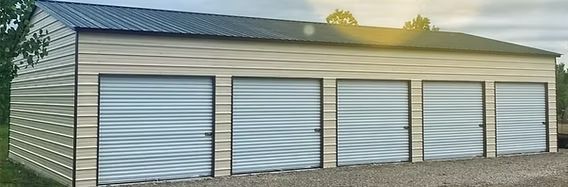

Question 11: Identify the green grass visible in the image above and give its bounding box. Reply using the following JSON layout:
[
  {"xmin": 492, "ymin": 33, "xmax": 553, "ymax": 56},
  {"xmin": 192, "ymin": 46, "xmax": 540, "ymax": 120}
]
[{"xmin": 0, "ymin": 124, "xmax": 65, "ymax": 187}]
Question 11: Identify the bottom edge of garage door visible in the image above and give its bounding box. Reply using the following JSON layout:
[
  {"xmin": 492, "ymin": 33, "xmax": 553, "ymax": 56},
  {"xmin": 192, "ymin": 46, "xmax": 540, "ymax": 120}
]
[
  {"xmin": 231, "ymin": 165, "xmax": 322, "ymax": 175},
  {"xmin": 99, "ymin": 174, "xmax": 213, "ymax": 185}
]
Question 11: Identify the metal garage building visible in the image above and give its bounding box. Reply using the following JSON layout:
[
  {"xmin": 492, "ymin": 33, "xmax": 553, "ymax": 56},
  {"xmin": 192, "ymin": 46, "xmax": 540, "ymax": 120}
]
[{"xmin": 9, "ymin": 1, "xmax": 561, "ymax": 186}]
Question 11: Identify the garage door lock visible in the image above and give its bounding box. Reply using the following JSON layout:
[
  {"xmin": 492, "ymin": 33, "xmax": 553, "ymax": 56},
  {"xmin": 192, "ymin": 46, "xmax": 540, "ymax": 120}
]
[
  {"xmin": 542, "ymin": 122, "xmax": 547, "ymax": 125},
  {"xmin": 314, "ymin": 128, "xmax": 322, "ymax": 133},
  {"xmin": 204, "ymin": 132, "xmax": 213, "ymax": 137}
]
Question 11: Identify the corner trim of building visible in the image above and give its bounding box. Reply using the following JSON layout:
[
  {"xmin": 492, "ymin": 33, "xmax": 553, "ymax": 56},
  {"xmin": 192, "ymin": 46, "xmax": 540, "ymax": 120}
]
[
  {"xmin": 95, "ymin": 73, "xmax": 101, "ymax": 186},
  {"xmin": 72, "ymin": 31, "xmax": 79, "ymax": 187}
]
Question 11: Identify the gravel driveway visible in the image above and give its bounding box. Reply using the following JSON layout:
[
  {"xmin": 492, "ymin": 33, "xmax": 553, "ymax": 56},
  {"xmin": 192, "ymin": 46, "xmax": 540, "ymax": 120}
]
[{"xmin": 125, "ymin": 149, "xmax": 568, "ymax": 187}]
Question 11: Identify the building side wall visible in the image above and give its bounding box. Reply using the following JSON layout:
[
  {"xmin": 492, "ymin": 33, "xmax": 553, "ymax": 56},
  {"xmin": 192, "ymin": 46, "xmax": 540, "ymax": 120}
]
[
  {"xmin": 9, "ymin": 8, "xmax": 76, "ymax": 186},
  {"xmin": 75, "ymin": 32, "xmax": 556, "ymax": 186}
]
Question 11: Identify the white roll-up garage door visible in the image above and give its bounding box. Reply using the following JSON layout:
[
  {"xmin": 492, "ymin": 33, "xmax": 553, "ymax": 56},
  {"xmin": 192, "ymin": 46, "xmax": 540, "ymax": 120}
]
[
  {"xmin": 337, "ymin": 80, "xmax": 409, "ymax": 165},
  {"xmin": 232, "ymin": 78, "xmax": 321, "ymax": 174},
  {"xmin": 423, "ymin": 82, "xmax": 484, "ymax": 160},
  {"xmin": 496, "ymin": 83, "xmax": 547, "ymax": 155},
  {"xmin": 98, "ymin": 75, "xmax": 213, "ymax": 184}
]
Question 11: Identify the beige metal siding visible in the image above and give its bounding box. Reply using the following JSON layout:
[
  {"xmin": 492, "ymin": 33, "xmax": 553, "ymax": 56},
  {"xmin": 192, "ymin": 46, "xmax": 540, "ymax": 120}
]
[
  {"xmin": 560, "ymin": 123, "xmax": 568, "ymax": 135},
  {"xmin": 75, "ymin": 32, "xmax": 556, "ymax": 185},
  {"xmin": 75, "ymin": 62, "xmax": 97, "ymax": 186},
  {"xmin": 322, "ymin": 78, "xmax": 337, "ymax": 168},
  {"xmin": 9, "ymin": 9, "xmax": 76, "ymax": 186},
  {"xmin": 548, "ymin": 82, "xmax": 558, "ymax": 152},
  {"xmin": 77, "ymin": 33, "xmax": 554, "ymax": 82},
  {"xmin": 214, "ymin": 76, "xmax": 232, "ymax": 176},
  {"xmin": 410, "ymin": 80, "xmax": 424, "ymax": 162},
  {"xmin": 485, "ymin": 81, "xmax": 497, "ymax": 157}
]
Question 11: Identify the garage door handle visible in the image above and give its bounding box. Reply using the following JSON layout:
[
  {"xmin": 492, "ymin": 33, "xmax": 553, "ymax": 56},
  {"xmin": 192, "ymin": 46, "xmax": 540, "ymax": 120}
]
[
  {"xmin": 204, "ymin": 132, "xmax": 213, "ymax": 137},
  {"xmin": 479, "ymin": 124, "xmax": 484, "ymax": 128},
  {"xmin": 314, "ymin": 128, "xmax": 322, "ymax": 133},
  {"xmin": 403, "ymin": 126, "xmax": 409, "ymax": 130},
  {"xmin": 542, "ymin": 122, "xmax": 547, "ymax": 125}
]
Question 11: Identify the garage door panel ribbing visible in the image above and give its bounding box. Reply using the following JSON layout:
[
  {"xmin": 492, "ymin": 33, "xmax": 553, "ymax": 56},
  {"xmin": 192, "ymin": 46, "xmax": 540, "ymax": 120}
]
[
  {"xmin": 232, "ymin": 78, "xmax": 321, "ymax": 174},
  {"xmin": 338, "ymin": 80, "xmax": 409, "ymax": 166},
  {"xmin": 496, "ymin": 83, "xmax": 546, "ymax": 155},
  {"xmin": 98, "ymin": 75, "xmax": 213, "ymax": 184},
  {"xmin": 423, "ymin": 82, "xmax": 484, "ymax": 160}
]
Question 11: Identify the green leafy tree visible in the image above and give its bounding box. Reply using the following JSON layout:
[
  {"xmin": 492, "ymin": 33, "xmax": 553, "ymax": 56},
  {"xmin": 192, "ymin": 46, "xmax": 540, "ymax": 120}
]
[
  {"xmin": 1, "ymin": 0, "xmax": 50, "ymax": 125},
  {"xmin": 403, "ymin": 14, "xmax": 440, "ymax": 31},
  {"xmin": 557, "ymin": 63, "xmax": 568, "ymax": 121},
  {"xmin": 326, "ymin": 9, "xmax": 358, "ymax": 26}
]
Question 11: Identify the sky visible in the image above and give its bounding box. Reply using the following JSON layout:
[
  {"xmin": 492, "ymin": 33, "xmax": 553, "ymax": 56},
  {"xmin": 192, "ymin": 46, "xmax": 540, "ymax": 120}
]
[{"xmin": 59, "ymin": 0, "xmax": 568, "ymax": 63}]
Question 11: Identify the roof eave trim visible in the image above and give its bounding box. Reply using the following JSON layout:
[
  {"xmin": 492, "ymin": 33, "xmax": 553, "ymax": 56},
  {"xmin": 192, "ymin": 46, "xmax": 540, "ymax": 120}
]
[{"xmin": 74, "ymin": 27, "xmax": 562, "ymax": 57}]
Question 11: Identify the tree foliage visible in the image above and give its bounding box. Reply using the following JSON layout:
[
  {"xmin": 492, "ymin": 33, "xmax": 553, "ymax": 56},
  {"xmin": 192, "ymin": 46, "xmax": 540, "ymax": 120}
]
[
  {"xmin": 326, "ymin": 9, "xmax": 358, "ymax": 26},
  {"xmin": 557, "ymin": 63, "xmax": 568, "ymax": 121},
  {"xmin": 403, "ymin": 14, "xmax": 440, "ymax": 31},
  {"xmin": 1, "ymin": 0, "xmax": 50, "ymax": 125}
]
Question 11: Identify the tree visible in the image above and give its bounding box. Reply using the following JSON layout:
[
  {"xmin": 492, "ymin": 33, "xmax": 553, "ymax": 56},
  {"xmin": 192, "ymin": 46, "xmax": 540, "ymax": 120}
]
[
  {"xmin": 1, "ymin": 0, "xmax": 50, "ymax": 125},
  {"xmin": 326, "ymin": 9, "xmax": 358, "ymax": 26},
  {"xmin": 557, "ymin": 63, "xmax": 568, "ymax": 121},
  {"xmin": 403, "ymin": 14, "xmax": 440, "ymax": 31}
]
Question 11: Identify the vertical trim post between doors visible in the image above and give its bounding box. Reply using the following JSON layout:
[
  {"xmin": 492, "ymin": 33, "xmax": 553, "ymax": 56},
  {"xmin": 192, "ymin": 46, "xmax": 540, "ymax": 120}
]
[
  {"xmin": 482, "ymin": 82, "xmax": 487, "ymax": 157},
  {"xmin": 407, "ymin": 80, "xmax": 412, "ymax": 161},
  {"xmin": 211, "ymin": 77, "xmax": 216, "ymax": 176},
  {"xmin": 319, "ymin": 79, "xmax": 324, "ymax": 168},
  {"xmin": 229, "ymin": 77, "xmax": 234, "ymax": 175},
  {"xmin": 330, "ymin": 78, "xmax": 340, "ymax": 166},
  {"xmin": 421, "ymin": 80, "xmax": 425, "ymax": 161},
  {"xmin": 545, "ymin": 83, "xmax": 550, "ymax": 152}
]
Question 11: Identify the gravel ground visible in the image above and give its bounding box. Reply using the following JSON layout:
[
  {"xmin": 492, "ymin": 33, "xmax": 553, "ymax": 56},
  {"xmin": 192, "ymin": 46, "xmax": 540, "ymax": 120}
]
[{"xmin": 125, "ymin": 149, "xmax": 568, "ymax": 187}]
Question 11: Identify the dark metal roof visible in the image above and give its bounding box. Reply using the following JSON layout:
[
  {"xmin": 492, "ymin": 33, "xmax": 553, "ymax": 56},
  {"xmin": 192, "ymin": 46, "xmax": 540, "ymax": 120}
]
[{"xmin": 37, "ymin": 0, "xmax": 561, "ymax": 57}]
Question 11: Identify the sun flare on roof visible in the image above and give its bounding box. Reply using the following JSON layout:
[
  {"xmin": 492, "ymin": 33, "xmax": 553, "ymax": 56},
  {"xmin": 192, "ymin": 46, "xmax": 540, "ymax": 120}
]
[{"xmin": 305, "ymin": 0, "xmax": 483, "ymax": 45}]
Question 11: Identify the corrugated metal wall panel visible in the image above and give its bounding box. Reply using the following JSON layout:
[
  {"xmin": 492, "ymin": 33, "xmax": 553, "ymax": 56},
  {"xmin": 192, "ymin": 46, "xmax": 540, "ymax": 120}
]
[
  {"xmin": 98, "ymin": 75, "xmax": 213, "ymax": 184},
  {"xmin": 496, "ymin": 83, "xmax": 546, "ymax": 155},
  {"xmin": 75, "ymin": 32, "xmax": 556, "ymax": 185},
  {"xmin": 423, "ymin": 82, "xmax": 484, "ymax": 160},
  {"xmin": 337, "ymin": 80, "xmax": 409, "ymax": 165},
  {"xmin": 9, "ymin": 8, "xmax": 76, "ymax": 186},
  {"xmin": 232, "ymin": 78, "xmax": 321, "ymax": 173}
]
